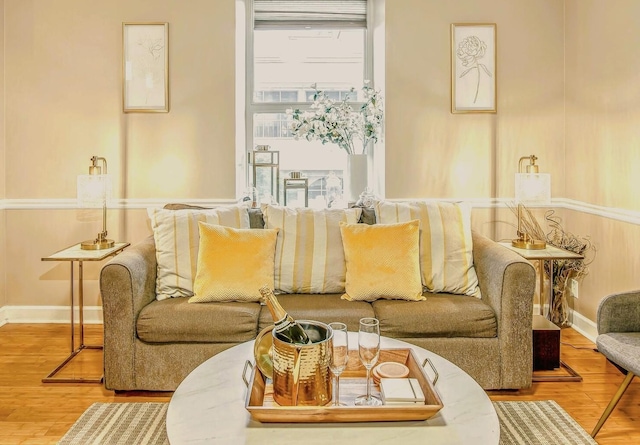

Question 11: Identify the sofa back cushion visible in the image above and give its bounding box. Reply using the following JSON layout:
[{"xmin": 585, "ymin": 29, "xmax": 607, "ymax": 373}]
[
  {"xmin": 375, "ymin": 200, "xmax": 481, "ymax": 298},
  {"xmin": 262, "ymin": 205, "xmax": 362, "ymax": 294},
  {"xmin": 148, "ymin": 205, "xmax": 250, "ymax": 300}
]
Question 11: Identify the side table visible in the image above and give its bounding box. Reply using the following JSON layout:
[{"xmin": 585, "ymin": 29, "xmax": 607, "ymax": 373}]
[
  {"xmin": 499, "ymin": 242, "xmax": 583, "ymax": 382},
  {"xmin": 499, "ymin": 242, "xmax": 584, "ymax": 317},
  {"xmin": 41, "ymin": 242, "xmax": 129, "ymax": 383}
]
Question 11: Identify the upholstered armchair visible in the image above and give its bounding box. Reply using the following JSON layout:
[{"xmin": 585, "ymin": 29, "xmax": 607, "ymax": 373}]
[{"xmin": 591, "ymin": 290, "xmax": 640, "ymax": 438}]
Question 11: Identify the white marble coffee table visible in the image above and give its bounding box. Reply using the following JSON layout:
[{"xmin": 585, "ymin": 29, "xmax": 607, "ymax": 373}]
[{"xmin": 166, "ymin": 334, "xmax": 499, "ymax": 444}]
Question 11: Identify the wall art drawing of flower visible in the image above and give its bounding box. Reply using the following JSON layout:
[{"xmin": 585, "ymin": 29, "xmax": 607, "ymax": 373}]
[{"xmin": 457, "ymin": 35, "xmax": 492, "ymax": 104}]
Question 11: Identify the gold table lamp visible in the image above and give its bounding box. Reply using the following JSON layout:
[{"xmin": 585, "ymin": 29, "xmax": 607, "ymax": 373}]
[
  {"xmin": 77, "ymin": 156, "xmax": 115, "ymax": 250},
  {"xmin": 512, "ymin": 155, "xmax": 551, "ymax": 250}
]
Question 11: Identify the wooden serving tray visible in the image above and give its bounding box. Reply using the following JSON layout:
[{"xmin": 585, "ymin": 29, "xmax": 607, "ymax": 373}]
[{"xmin": 244, "ymin": 348, "xmax": 443, "ymax": 423}]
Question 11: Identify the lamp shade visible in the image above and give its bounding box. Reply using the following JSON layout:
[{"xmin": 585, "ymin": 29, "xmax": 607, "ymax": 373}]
[
  {"xmin": 515, "ymin": 172, "xmax": 551, "ymax": 205},
  {"xmin": 77, "ymin": 174, "xmax": 112, "ymax": 208}
]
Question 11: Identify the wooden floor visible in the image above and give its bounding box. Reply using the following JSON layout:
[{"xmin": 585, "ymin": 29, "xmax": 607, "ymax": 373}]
[{"xmin": 0, "ymin": 324, "xmax": 637, "ymax": 444}]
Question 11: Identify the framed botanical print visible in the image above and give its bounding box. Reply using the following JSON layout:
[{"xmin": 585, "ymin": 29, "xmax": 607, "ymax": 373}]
[
  {"xmin": 123, "ymin": 22, "xmax": 169, "ymax": 113},
  {"xmin": 451, "ymin": 23, "xmax": 496, "ymax": 114}
]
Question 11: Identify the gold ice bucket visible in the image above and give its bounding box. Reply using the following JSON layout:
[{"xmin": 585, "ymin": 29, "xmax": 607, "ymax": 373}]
[{"xmin": 271, "ymin": 320, "xmax": 332, "ymax": 406}]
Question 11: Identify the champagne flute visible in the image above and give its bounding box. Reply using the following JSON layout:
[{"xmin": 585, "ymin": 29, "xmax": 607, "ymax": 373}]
[
  {"xmin": 355, "ymin": 317, "xmax": 382, "ymax": 406},
  {"xmin": 328, "ymin": 322, "xmax": 349, "ymax": 406}
]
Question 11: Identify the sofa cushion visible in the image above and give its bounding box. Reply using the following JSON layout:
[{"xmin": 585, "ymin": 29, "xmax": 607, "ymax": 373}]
[
  {"xmin": 257, "ymin": 294, "xmax": 375, "ymax": 333},
  {"xmin": 375, "ymin": 200, "xmax": 481, "ymax": 298},
  {"xmin": 137, "ymin": 298, "xmax": 261, "ymax": 343},
  {"xmin": 189, "ymin": 222, "xmax": 278, "ymax": 303},
  {"xmin": 372, "ymin": 295, "xmax": 497, "ymax": 338},
  {"xmin": 339, "ymin": 220, "xmax": 424, "ymax": 302},
  {"xmin": 262, "ymin": 205, "xmax": 362, "ymax": 294},
  {"xmin": 148, "ymin": 205, "xmax": 251, "ymax": 300}
]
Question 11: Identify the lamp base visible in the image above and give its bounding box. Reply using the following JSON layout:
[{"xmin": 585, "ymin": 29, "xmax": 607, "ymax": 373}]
[
  {"xmin": 81, "ymin": 239, "xmax": 115, "ymax": 250},
  {"xmin": 512, "ymin": 238, "xmax": 547, "ymax": 250}
]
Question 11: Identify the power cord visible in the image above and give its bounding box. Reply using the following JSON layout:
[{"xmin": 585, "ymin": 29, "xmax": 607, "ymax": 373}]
[{"xmin": 561, "ymin": 342, "xmax": 597, "ymax": 351}]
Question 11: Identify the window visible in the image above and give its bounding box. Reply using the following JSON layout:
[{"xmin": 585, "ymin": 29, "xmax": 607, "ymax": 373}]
[{"xmin": 244, "ymin": 0, "xmax": 374, "ymax": 207}]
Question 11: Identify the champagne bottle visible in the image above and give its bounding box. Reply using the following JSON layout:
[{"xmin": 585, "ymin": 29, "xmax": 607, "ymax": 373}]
[{"xmin": 259, "ymin": 285, "xmax": 310, "ymax": 344}]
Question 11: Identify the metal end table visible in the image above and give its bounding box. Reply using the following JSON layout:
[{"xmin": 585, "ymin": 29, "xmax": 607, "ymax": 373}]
[
  {"xmin": 41, "ymin": 242, "xmax": 129, "ymax": 383},
  {"xmin": 499, "ymin": 242, "xmax": 584, "ymax": 382}
]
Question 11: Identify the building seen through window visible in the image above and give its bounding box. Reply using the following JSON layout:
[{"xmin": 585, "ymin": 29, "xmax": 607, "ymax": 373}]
[{"xmin": 248, "ymin": 1, "xmax": 370, "ymax": 207}]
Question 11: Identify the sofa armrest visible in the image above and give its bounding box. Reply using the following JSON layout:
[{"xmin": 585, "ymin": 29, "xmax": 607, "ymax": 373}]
[
  {"xmin": 597, "ymin": 290, "xmax": 640, "ymax": 334},
  {"xmin": 100, "ymin": 235, "xmax": 157, "ymax": 390},
  {"xmin": 472, "ymin": 231, "xmax": 536, "ymax": 388}
]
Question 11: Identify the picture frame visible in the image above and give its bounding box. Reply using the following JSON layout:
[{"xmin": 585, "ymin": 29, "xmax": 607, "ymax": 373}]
[
  {"xmin": 451, "ymin": 23, "xmax": 496, "ymax": 114},
  {"xmin": 122, "ymin": 22, "xmax": 169, "ymax": 113}
]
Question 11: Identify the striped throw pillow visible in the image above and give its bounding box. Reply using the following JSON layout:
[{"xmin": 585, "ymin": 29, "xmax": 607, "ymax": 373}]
[
  {"xmin": 374, "ymin": 200, "xmax": 481, "ymax": 298},
  {"xmin": 262, "ymin": 205, "xmax": 362, "ymax": 294},
  {"xmin": 148, "ymin": 205, "xmax": 250, "ymax": 300}
]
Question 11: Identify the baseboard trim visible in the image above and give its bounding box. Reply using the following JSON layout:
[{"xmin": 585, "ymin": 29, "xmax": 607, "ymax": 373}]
[
  {"xmin": 533, "ymin": 305, "xmax": 597, "ymax": 343},
  {"xmin": 1, "ymin": 305, "xmax": 103, "ymax": 324},
  {"xmin": 2, "ymin": 305, "xmax": 598, "ymax": 342},
  {"xmin": 0, "ymin": 307, "xmax": 7, "ymax": 327},
  {"xmin": 568, "ymin": 310, "xmax": 598, "ymax": 344}
]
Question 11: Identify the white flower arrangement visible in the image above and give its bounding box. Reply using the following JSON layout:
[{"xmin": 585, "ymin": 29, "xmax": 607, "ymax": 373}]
[{"xmin": 287, "ymin": 83, "xmax": 384, "ymax": 155}]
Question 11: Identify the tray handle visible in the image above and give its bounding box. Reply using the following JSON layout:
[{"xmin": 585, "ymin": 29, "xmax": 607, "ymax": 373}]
[
  {"xmin": 422, "ymin": 357, "xmax": 439, "ymax": 386},
  {"xmin": 242, "ymin": 360, "xmax": 254, "ymax": 387}
]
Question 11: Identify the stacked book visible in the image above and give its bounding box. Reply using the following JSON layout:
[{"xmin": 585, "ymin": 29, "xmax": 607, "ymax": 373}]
[{"xmin": 379, "ymin": 378, "xmax": 426, "ymax": 406}]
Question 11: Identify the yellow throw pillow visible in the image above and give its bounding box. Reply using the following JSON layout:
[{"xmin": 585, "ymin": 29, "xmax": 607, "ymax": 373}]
[
  {"xmin": 188, "ymin": 222, "xmax": 278, "ymax": 303},
  {"xmin": 339, "ymin": 220, "xmax": 424, "ymax": 302},
  {"xmin": 375, "ymin": 200, "xmax": 481, "ymax": 298},
  {"xmin": 148, "ymin": 205, "xmax": 251, "ymax": 300}
]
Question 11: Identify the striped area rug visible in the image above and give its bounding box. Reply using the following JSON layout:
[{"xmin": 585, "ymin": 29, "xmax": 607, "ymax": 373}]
[
  {"xmin": 495, "ymin": 400, "xmax": 598, "ymax": 445},
  {"xmin": 58, "ymin": 403, "xmax": 168, "ymax": 445},
  {"xmin": 59, "ymin": 400, "xmax": 597, "ymax": 444}
]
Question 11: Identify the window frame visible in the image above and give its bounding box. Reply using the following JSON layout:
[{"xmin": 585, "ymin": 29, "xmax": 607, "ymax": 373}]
[{"xmin": 241, "ymin": 0, "xmax": 379, "ymax": 202}]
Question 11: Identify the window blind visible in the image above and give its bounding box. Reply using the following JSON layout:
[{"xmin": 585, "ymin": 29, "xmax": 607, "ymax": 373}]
[{"xmin": 253, "ymin": 0, "xmax": 367, "ymax": 29}]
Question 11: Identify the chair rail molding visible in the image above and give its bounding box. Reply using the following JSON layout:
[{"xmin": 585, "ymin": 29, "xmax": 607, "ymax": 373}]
[
  {"xmin": 1, "ymin": 197, "xmax": 639, "ymax": 226},
  {"xmin": 0, "ymin": 198, "xmax": 238, "ymax": 210},
  {"xmin": 554, "ymin": 197, "xmax": 640, "ymax": 226},
  {"xmin": 381, "ymin": 197, "xmax": 640, "ymax": 226}
]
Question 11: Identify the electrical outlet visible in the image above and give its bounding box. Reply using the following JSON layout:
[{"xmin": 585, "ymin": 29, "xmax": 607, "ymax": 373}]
[{"xmin": 570, "ymin": 278, "xmax": 579, "ymax": 298}]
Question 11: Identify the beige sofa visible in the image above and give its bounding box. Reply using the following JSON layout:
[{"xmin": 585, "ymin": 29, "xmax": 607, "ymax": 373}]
[{"xmin": 100, "ymin": 207, "xmax": 535, "ymax": 392}]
